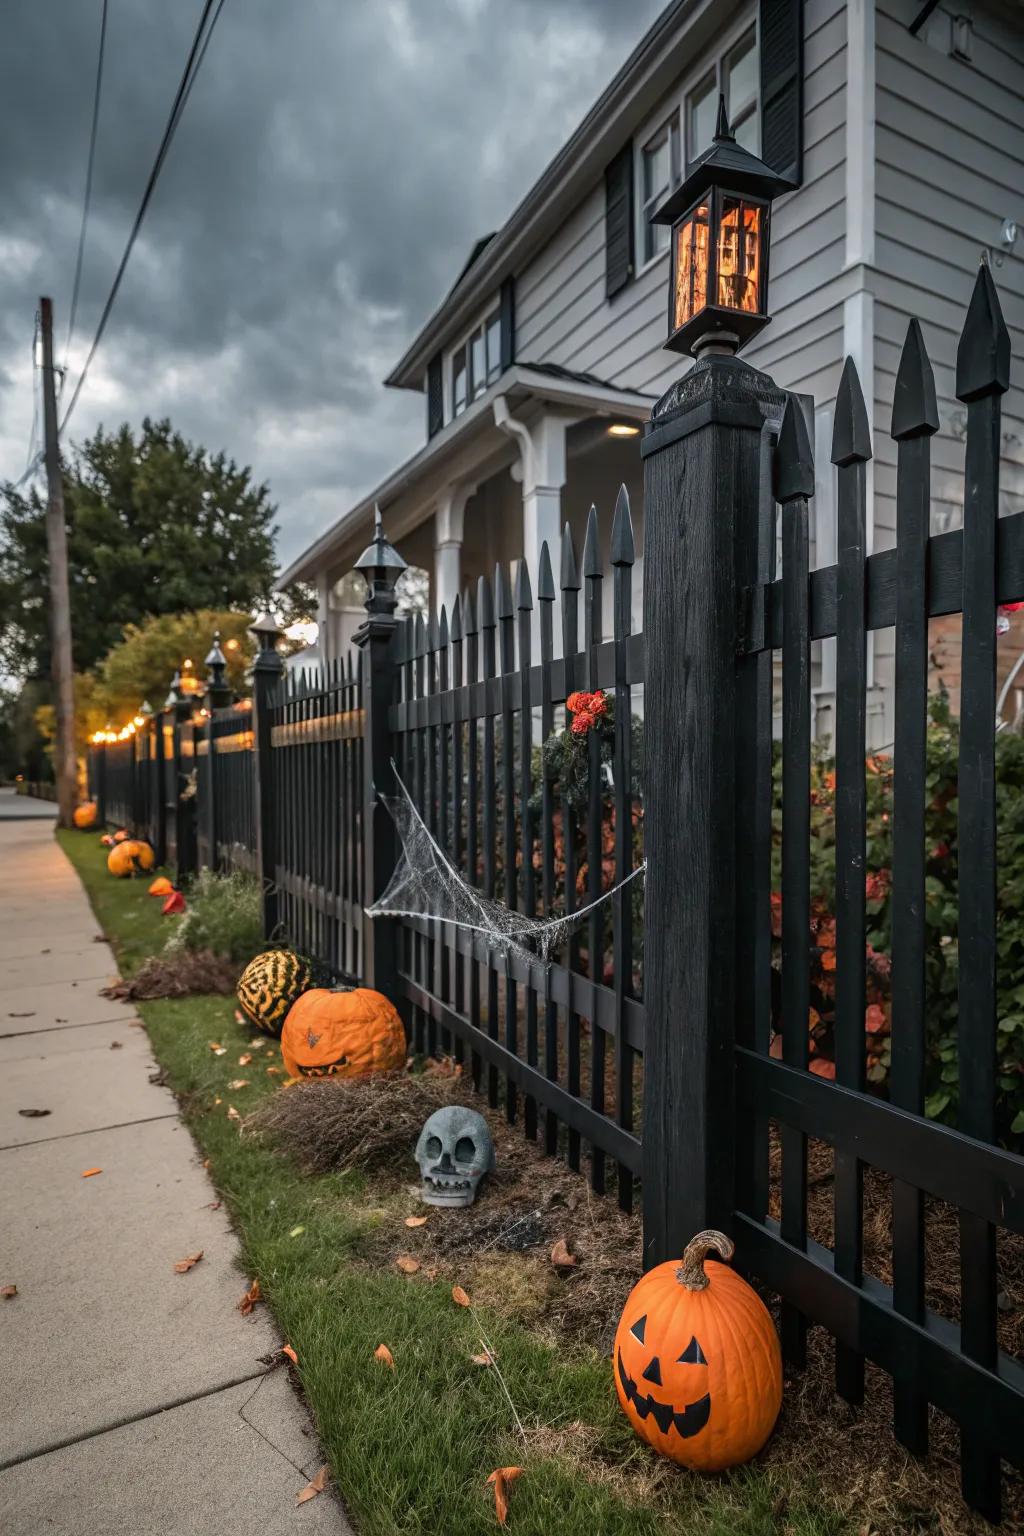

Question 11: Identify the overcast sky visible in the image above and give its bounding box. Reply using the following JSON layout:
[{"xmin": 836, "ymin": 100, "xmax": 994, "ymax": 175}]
[{"xmin": 1, "ymin": 0, "xmax": 665, "ymax": 572}]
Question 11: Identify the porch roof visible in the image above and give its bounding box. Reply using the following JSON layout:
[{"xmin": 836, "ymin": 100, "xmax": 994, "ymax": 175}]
[{"xmin": 277, "ymin": 365, "xmax": 654, "ymax": 588}]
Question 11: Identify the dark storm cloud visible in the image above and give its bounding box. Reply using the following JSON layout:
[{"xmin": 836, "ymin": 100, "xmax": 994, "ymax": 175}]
[{"xmin": 0, "ymin": 0, "xmax": 664, "ymax": 565}]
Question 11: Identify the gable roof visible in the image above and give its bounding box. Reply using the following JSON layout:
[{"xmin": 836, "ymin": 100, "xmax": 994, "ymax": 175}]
[{"xmin": 384, "ymin": 0, "xmax": 733, "ymax": 390}]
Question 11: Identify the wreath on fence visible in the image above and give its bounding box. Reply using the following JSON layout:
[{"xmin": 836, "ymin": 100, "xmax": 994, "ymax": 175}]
[{"xmin": 538, "ymin": 691, "xmax": 644, "ymax": 813}]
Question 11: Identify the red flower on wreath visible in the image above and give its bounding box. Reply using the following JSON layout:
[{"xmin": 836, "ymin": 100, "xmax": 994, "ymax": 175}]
[{"xmin": 566, "ymin": 690, "xmax": 609, "ymax": 735}]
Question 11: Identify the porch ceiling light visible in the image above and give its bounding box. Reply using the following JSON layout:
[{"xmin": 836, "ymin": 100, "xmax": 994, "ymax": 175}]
[
  {"xmin": 607, "ymin": 422, "xmax": 641, "ymax": 437},
  {"xmin": 651, "ymin": 96, "xmax": 789, "ymax": 359}
]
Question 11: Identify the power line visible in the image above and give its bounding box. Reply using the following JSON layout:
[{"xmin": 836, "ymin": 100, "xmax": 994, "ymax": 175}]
[
  {"xmin": 58, "ymin": 0, "xmax": 227, "ymax": 437},
  {"xmin": 61, "ymin": 0, "xmax": 110, "ymax": 390}
]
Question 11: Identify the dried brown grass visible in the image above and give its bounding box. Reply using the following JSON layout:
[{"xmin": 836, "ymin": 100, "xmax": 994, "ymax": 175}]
[{"xmin": 100, "ymin": 948, "xmax": 242, "ymax": 1000}]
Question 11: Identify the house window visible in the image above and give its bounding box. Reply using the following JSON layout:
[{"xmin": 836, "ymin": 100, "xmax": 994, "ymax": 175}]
[
  {"xmin": 637, "ymin": 18, "xmax": 759, "ymax": 270},
  {"xmin": 640, "ymin": 118, "xmax": 681, "ymax": 263},
  {"xmin": 686, "ymin": 25, "xmax": 759, "ymax": 162},
  {"xmin": 451, "ymin": 308, "xmax": 503, "ymax": 418}
]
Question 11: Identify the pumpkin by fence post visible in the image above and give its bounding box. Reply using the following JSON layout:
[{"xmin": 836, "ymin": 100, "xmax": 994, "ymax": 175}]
[
  {"xmin": 613, "ymin": 1230, "xmax": 782, "ymax": 1472},
  {"xmin": 73, "ymin": 802, "xmax": 98, "ymax": 830},
  {"xmin": 236, "ymin": 950, "xmax": 315, "ymax": 1038}
]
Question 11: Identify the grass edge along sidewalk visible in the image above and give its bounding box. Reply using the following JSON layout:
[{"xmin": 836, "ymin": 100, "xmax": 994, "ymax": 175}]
[{"xmin": 58, "ymin": 829, "xmax": 850, "ymax": 1536}]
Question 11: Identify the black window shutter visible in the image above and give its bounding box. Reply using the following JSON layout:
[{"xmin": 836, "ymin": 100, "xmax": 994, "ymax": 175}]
[
  {"xmin": 604, "ymin": 143, "xmax": 634, "ymax": 299},
  {"xmin": 759, "ymin": 0, "xmax": 804, "ymax": 188},
  {"xmin": 426, "ymin": 352, "xmax": 444, "ymax": 437},
  {"xmin": 499, "ymin": 276, "xmax": 515, "ymax": 371}
]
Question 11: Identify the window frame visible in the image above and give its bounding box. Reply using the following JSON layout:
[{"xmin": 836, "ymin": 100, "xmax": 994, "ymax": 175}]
[
  {"xmin": 447, "ymin": 303, "xmax": 504, "ymax": 422},
  {"xmin": 633, "ymin": 8, "xmax": 760, "ymax": 279}
]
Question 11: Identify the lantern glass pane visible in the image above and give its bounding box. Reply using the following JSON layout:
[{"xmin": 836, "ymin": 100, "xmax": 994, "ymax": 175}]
[
  {"xmin": 717, "ymin": 198, "xmax": 762, "ymax": 314},
  {"xmin": 673, "ymin": 203, "xmax": 710, "ymax": 330}
]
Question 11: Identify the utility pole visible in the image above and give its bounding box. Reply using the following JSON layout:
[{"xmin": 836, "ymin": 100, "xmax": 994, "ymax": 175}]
[{"xmin": 40, "ymin": 296, "xmax": 77, "ymax": 827}]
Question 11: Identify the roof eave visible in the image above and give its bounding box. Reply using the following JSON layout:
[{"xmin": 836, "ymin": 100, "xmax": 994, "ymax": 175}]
[{"xmin": 383, "ymin": 0, "xmax": 723, "ymax": 391}]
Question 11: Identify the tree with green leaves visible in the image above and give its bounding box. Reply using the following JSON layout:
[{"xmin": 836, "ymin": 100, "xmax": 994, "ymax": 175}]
[{"xmin": 0, "ymin": 418, "xmax": 310, "ymax": 679}]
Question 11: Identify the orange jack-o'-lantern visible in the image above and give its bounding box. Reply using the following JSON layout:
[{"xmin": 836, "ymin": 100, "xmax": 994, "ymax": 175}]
[
  {"xmin": 112, "ymin": 828, "xmax": 130, "ymax": 843},
  {"xmin": 280, "ymin": 988, "xmax": 406, "ymax": 1080},
  {"xmin": 148, "ymin": 876, "xmax": 173, "ymax": 896},
  {"xmin": 613, "ymin": 1230, "xmax": 782, "ymax": 1472},
  {"xmin": 73, "ymin": 802, "xmax": 98, "ymax": 830}
]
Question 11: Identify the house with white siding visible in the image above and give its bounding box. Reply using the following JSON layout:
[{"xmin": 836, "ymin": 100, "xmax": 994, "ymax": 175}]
[{"xmin": 279, "ymin": 0, "xmax": 1024, "ymax": 744}]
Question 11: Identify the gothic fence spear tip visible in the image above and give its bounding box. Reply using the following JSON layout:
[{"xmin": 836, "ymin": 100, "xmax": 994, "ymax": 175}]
[
  {"xmin": 831, "ymin": 355, "xmax": 873, "ymax": 467},
  {"xmin": 537, "ymin": 540, "xmax": 556, "ymax": 602},
  {"xmin": 892, "ymin": 318, "xmax": 939, "ymax": 440},
  {"xmin": 582, "ymin": 503, "xmax": 602, "ymax": 578},
  {"xmin": 514, "ymin": 555, "xmax": 533, "ymax": 611},
  {"xmin": 775, "ymin": 396, "xmax": 815, "ymax": 503},
  {"xmin": 476, "ymin": 571, "xmax": 495, "ymax": 628},
  {"xmin": 449, "ymin": 592, "xmax": 462, "ymax": 642},
  {"xmin": 560, "ymin": 522, "xmax": 580, "ymax": 592},
  {"xmin": 956, "ymin": 262, "xmax": 1010, "ymax": 404},
  {"xmin": 610, "ymin": 484, "xmax": 635, "ymax": 566},
  {"xmin": 462, "ymin": 586, "xmax": 477, "ymax": 635},
  {"xmin": 495, "ymin": 561, "xmax": 514, "ymax": 619},
  {"xmin": 438, "ymin": 606, "xmax": 449, "ymax": 648}
]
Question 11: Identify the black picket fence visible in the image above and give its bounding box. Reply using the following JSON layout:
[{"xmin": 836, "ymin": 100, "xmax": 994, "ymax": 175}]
[{"xmin": 85, "ymin": 267, "xmax": 1023, "ymax": 1519}]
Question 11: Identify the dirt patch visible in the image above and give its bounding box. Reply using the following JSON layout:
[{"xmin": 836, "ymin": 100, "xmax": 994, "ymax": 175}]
[
  {"xmin": 244, "ymin": 1067, "xmax": 1024, "ymax": 1532},
  {"xmin": 101, "ymin": 949, "xmax": 242, "ymax": 1000}
]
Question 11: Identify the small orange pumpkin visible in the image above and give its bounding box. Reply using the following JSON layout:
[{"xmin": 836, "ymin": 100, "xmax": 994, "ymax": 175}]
[
  {"xmin": 613, "ymin": 1230, "xmax": 782, "ymax": 1472},
  {"xmin": 106, "ymin": 839, "xmax": 156, "ymax": 877},
  {"xmin": 100, "ymin": 833, "xmax": 114, "ymax": 847},
  {"xmin": 112, "ymin": 828, "xmax": 130, "ymax": 843},
  {"xmin": 148, "ymin": 876, "xmax": 173, "ymax": 897},
  {"xmin": 280, "ymin": 988, "xmax": 406, "ymax": 1080},
  {"xmin": 73, "ymin": 802, "xmax": 98, "ymax": 830}
]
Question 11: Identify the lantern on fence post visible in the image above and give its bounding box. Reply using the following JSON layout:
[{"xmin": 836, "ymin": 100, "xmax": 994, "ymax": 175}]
[
  {"xmin": 204, "ymin": 631, "xmax": 234, "ymax": 710},
  {"xmin": 354, "ymin": 503, "xmax": 407, "ymax": 616},
  {"xmin": 651, "ymin": 97, "xmax": 788, "ymax": 360}
]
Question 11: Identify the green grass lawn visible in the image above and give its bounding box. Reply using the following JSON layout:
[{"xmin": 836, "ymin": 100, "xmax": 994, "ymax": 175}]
[{"xmin": 58, "ymin": 828, "xmax": 848, "ymax": 1536}]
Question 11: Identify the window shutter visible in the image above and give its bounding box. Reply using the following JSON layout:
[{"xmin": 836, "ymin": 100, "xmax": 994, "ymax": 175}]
[
  {"xmin": 499, "ymin": 277, "xmax": 515, "ymax": 372},
  {"xmin": 426, "ymin": 352, "xmax": 444, "ymax": 438},
  {"xmin": 759, "ymin": 0, "xmax": 804, "ymax": 188},
  {"xmin": 604, "ymin": 143, "xmax": 634, "ymax": 299}
]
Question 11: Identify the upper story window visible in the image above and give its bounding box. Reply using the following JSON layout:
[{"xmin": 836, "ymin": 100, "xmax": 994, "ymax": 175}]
[
  {"xmin": 635, "ymin": 19, "xmax": 760, "ymax": 271},
  {"xmin": 451, "ymin": 308, "xmax": 502, "ymax": 418}
]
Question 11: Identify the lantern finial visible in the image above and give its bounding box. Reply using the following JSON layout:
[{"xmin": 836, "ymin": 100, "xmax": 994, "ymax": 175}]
[
  {"xmin": 354, "ymin": 503, "xmax": 407, "ymax": 616},
  {"xmin": 714, "ymin": 93, "xmax": 733, "ymax": 143}
]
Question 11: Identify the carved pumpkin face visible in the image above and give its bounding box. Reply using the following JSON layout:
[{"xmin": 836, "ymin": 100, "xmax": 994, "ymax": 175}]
[
  {"xmin": 73, "ymin": 802, "xmax": 98, "ymax": 830},
  {"xmin": 237, "ymin": 950, "xmax": 314, "ymax": 1038},
  {"xmin": 280, "ymin": 988, "xmax": 406, "ymax": 1080},
  {"xmin": 613, "ymin": 1230, "xmax": 782, "ymax": 1472}
]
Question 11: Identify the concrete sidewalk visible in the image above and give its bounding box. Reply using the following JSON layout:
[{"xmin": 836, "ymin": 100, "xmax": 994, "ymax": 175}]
[
  {"xmin": 0, "ymin": 820, "xmax": 352, "ymax": 1535},
  {"xmin": 0, "ymin": 784, "xmax": 59, "ymax": 819}
]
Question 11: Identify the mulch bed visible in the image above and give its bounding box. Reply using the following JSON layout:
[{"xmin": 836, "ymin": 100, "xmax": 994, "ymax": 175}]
[{"xmin": 246, "ymin": 1066, "xmax": 1023, "ymax": 1534}]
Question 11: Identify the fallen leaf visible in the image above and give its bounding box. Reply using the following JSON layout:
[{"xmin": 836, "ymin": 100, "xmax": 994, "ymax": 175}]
[
  {"xmin": 452, "ymin": 1285, "xmax": 472, "ymax": 1308},
  {"xmin": 238, "ymin": 1053, "xmax": 252, "ymax": 1066},
  {"xmin": 202, "ymin": 1158, "xmax": 211, "ymax": 1170},
  {"xmin": 289, "ymin": 1224, "xmax": 305, "ymax": 1238},
  {"xmin": 374, "ymin": 1343, "xmax": 395, "ymax": 1369},
  {"xmin": 17, "ymin": 1108, "xmax": 50, "ymax": 1118},
  {"xmin": 486, "ymin": 1467, "xmax": 523, "ymax": 1526},
  {"xmin": 173, "ymin": 1250, "xmax": 204, "ymax": 1274},
  {"xmin": 1, "ymin": 1285, "xmax": 17, "ymax": 1299},
  {"xmin": 550, "ymin": 1238, "xmax": 578, "ymax": 1268},
  {"xmin": 296, "ymin": 1466, "xmax": 329, "ymax": 1505},
  {"xmin": 238, "ymin": 1278, "xmax": 261, "ymax": 1315},
  {"xmin": 109, "ymin": 1041, "xmax": 123, "ymax": 1050},
  {"xmin": 234, "ymin": 1008, "xmax": 246, "ymax": 1024},
  {"xmin": 471, "ymin": 1350, "xmax": 495, "ymax": 1367},
  {"xmin": 204, "ymin": 1200, "xmax": 222, "ymax": 1211},
  {"xmin": 213, "ymin": 1097, "xmax": 222, "ymax": 1106},
  {"xmin": 281, "ymin": 1344, "xmax": 298, "ymax": 1365},
  {"xmin": 81, "ymin": 1167, "xmax": 102, "ymax": 1178},
  {"xmin": 226, "ymin": 1105, "xmax": 241, "ymax": 1122},
  {"xmin": 282, "ymin": 1076, "xmax": 301, "ymax": 1088},
  {"xmin": 227, "ymin": 1079, "xmax": 249, "ymax": 1090},
  {"xmin": 404, "ymin": 1215, "xmax": 428, "ymax": 1228},
  {"xmin": 248, "ymin": 1037, "xmax": 266, "ymax": 1049},
  {"xmin": 396, "ymin": 1256, "xmax": 421, "ymax": 1274},
  {"xmin": 265, "ymin": 1065, "xmax": 281, "ymax": 1075},
  {"xmin": 208, "ymin": 1041, "xmax": 224, "ymax": 1053}
]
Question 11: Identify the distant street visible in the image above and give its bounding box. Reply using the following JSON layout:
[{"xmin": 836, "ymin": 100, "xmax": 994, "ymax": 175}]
[{"xmin": 0, "ymin": 787, "xmax": 58, "ymax": 820}]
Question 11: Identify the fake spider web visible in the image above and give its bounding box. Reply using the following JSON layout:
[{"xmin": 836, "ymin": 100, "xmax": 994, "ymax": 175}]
[{"xmin": 366, "ymin": 764, "xmax": 645, "ymax": 964}]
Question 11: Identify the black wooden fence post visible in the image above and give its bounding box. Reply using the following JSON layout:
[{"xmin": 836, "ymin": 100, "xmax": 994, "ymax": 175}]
[
  {"xmin": 250, "ymin": 614, "xmax": 284, "ymax": 941},
  {"xmin": 640, "ymin": 354, "xmax": 786, "ymax": 1269},
  {"xmin": 353, "ymin": 507, "xmax": 406, "ymax": 999},
  {"xmin": 171, "ymin": 673, "xmax": 198, "ymax": 883}
]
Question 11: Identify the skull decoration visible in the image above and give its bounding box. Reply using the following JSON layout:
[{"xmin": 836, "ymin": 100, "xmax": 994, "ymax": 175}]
[{"xmin": 414, "ymin": 1105, "xmax": 495, "ymax": 1207}]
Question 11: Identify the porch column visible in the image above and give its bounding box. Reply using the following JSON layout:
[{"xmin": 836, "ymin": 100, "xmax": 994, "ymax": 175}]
[
  {"xmin": 315, "ymin": 570, "xmax": 332, "ymax": 664},
  {"xmin": 493, "ymin": 401, "xmax": 573, "ymax": 587},
  {"xmin": 434, "ymin": 481, "xmax": 476, "ymax": 621}
]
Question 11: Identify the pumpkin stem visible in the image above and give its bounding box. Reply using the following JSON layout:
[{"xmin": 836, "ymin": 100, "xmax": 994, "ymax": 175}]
[{"xmin": 675, "ymin": 1230, "xmax": 735, "ymax": 1290}]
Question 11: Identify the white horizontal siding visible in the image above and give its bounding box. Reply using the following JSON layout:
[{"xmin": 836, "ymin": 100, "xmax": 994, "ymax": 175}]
[
  {"xmin": 872, "ymin": 0, "xmax": 1024, "ymax": 536},
  {"xmin": 514, "ymin": 0, "xmax": 848, "ymax": 407}
]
